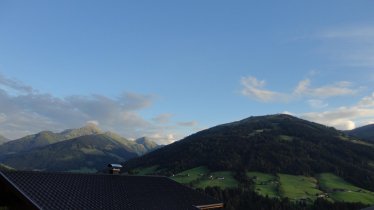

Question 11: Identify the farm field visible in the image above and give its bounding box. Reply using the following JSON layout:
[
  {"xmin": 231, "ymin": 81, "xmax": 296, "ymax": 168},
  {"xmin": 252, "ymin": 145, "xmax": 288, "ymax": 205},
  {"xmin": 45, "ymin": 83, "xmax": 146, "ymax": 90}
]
[
  {"xmin": 194, "ymin": 171, "xmax": 238, "ymax": 189},
  {"xmin": 247, "ymin": 172, "xmax": 279, "ymax": 198},
  {"xmin": 171, "ymin": 166, "xmax": 209, "ymax": 184},
  {"xmin": 318, "ymin": 173, "xmax": 374, "ymax": 205},
  {"xmin": 278, "ymin": 174, "xmax": 323, "ymax": 202},
  {"xmin": 168, "ymin": 167, "xmax": 374, "ymax": 205},
  {"xmin": 171, "ymin": 166, "xmax": 238, "ymax": 189},
  {"xmin": 132, "ymin": 165, "xmax": 160, "ymax": 175}
]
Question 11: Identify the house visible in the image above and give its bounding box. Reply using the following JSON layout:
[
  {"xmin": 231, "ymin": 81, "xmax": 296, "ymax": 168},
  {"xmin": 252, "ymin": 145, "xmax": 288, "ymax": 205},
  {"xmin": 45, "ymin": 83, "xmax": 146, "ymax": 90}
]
[{"xmin": 0, "ymin": 170, "xmax": 223, "ymax": 210}]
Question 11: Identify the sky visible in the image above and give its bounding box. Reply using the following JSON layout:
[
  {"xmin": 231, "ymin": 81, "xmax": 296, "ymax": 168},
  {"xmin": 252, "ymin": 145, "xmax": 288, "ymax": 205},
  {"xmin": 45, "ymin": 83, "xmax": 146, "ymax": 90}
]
[{"xmin": 0, "ymin": 1, "xmax": 373, "ymax": 144}]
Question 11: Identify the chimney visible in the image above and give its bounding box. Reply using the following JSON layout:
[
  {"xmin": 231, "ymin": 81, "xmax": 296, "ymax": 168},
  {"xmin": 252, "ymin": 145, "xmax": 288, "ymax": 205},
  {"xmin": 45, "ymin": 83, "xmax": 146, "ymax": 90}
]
[{"xmin": 107, "ymin": 163, "xmax": 122, "ymax": 174}]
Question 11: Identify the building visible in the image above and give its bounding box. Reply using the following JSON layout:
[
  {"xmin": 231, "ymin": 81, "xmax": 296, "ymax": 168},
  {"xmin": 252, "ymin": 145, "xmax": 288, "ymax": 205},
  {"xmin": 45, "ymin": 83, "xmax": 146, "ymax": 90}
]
[{"xmin": 0, "ymin": 170, "xmax": 223, "ymax": 210}]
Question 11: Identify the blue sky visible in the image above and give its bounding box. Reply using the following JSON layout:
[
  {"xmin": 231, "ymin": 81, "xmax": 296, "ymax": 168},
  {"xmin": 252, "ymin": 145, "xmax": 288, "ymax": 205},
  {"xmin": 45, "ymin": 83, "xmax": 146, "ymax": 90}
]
[{"xmin": 0, "ymin": 1, "xmax": 373, "ymax": 143}]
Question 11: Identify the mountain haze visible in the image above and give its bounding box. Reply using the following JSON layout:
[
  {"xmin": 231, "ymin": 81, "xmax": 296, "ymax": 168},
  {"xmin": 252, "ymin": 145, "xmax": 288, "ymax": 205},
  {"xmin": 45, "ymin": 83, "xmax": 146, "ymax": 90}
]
[{"xmin": 123, "ymin": 114, "xmax": 374, "ymax": 191}]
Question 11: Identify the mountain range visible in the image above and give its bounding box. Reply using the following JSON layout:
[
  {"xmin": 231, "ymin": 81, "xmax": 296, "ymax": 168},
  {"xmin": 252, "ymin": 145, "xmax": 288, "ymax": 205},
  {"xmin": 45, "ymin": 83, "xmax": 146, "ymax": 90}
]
[{"xmin": 0, "ymin": 125, "xmax": 161, "ymax": 172}]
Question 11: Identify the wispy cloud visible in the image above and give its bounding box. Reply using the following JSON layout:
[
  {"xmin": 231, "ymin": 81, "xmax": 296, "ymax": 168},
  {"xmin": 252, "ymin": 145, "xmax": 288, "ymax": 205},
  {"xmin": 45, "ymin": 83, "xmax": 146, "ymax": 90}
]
[
  {"xmin": 321, "ymin": 25, "xmax": 374, "ymax": 39},
  {"xmin": 0, "ymin": 73, "xmax": 187, "ymax": 144},
  {"xmin": 152, "ymin": 113, "xmax": 173, "ymax": 124},
  {"xmin": 301, "ymin": 92, "xmax": 374, "ymax": 130},
  {"xmin": 307, "ymin": 99, "xmax": 328, "ymax": 109},
  {"xmin": 178, "ymin": 121, "xmax": 198, "ymax": 127},
  {"xmin": 0, "ymin": 74, "xmax": 35, "ymax": 94},
  {"xmin": 240, "ymin": 76, "xmax": 288, "ymax": 102},
  {"xmin": 294, "ymin": 79, "xmax": 356, "ymax": 98},
  {"xmin": 319, "ymin": 25, "xmax": 374, "ymax": 67},
  {"xmin": 241, "ymin": 76, "xmax": 358, "ymax": 103}
]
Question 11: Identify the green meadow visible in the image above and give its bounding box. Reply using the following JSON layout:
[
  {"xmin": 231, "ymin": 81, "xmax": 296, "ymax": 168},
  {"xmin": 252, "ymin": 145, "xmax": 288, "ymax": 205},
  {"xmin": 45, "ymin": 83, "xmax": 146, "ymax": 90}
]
[
  {"xmin": 278, "ymin": 174, "xmax": 323, "ymax": 202},
  {"xmin": 133, "ymin": 165, "xmax": 160, "ymax": 175},
  {"xmin": 171, "ymin": 166, "xmax": 209, "ymax": 184},
  {"xmin": 194, "ymin": 171, "xmax": 238, "ymax": 189},
  {"xmin": 171, "ymin": 166, "xmax": 238, "ymax": 189},
  {"xmin": 318, "ymin": 173, "xmax": 374, "ymax": 205},
  {"xmin": 247, "ymin": 172, "xmax": 279, "ymax": 198},
  {"xmin": 167, "ymin": 167, "xmax": 374, "ymax": 205}
]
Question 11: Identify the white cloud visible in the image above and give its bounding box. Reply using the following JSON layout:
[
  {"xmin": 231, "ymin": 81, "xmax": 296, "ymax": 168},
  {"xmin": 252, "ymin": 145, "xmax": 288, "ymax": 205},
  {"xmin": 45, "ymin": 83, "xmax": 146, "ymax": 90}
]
[
  {"xmin": 241, "ymin": 76, "xmax": 357, "ymax": 104},
  {"xmin": 240, "ymin": 76, "xmax": 288, "ymax": 102},
  {"xmin": 294, "ymin": 79, "xmax": 310, "ymax": 95},
  {"xmin": 358, "ymin": 92, "xmax": 374, "ymax": 107},
  {"xmin": 307, "ymin": 99, "xmax": 328, "ymax": 109},
  {"xmin": 294, "ymin": 80, "xmax": 356, "ymax": 98},
  {"xmin": 147, "ymin": 133, "xmax": 178, "ymax": 145},
  {"xmin": 0, "ymin": 73, "xmax": 186, "ymax": 144},
  {"xmin": 86, "ymin": 120, "xmax": 99, "ymax": 126},
  {"xmin": 301, "ymin": 92, "xmax": 374, "ymax": 130}
]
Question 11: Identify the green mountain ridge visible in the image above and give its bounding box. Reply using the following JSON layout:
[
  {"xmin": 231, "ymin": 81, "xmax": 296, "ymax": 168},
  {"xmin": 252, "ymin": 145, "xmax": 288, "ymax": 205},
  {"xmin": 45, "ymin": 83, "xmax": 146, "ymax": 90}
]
[
  {"xmin": 0, "ymin": 124, "xmax": 102, "ymax": 156},
  {"xmin": 123, "ymin": 114, "xmax": 374, "ymax": 192},
  {"xmin": 0, "ymin": 126, "xmax": 161, "ymax": 172}
]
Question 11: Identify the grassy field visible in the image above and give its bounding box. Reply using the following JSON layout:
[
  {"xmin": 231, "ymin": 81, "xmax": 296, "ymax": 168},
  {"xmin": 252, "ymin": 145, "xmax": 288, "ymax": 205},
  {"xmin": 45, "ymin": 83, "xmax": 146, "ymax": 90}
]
[
  {"xmin": 247, "ymin": 172, "xmax": 279, "ymax": 198},
  {"xmin": 318, "ymin": 173, "xmax": 360, "ymax": 191},
  {"xmin": 171, "ymin": 166, "xmax": 238, "ymax": 189},
  {"xmin": 278, "ymin": 174, "xmax": 323, "ymax": 202},
  {"xmin": 318, "ymin": 173, "xmax": 374, "ymax": 204},
  {"xmin": 133, "ymin": 165, "xmax": 160, "ymax": 175},
  {"xmin": 171, "ymin": 167, "xmax": 374, "ymax": 205},
  {"xmin": 195, "ymin": 171, "xmax": 238, "ymax": 189},
  {"xmin": 171, "ymin": 166, "xmax": 209, "ymax": 184},
  {"xmin": 330, "ymin": 191, "xmax": 374, "ymax": 205}
]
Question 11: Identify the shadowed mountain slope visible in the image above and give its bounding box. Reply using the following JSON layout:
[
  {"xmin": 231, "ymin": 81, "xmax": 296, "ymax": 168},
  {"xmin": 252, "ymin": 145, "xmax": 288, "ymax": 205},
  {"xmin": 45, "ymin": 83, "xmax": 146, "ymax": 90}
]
[{"xmin": 123, "ymin": 114, "xmax": 374, "ymax": 191}]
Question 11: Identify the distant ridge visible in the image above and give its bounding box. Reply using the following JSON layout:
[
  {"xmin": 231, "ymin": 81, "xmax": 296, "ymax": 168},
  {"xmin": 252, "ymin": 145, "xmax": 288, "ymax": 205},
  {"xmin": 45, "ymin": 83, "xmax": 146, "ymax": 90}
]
[
  {"xmin": 0, "ymin": 124, "xmax": 103, "ymax": 156},
  {"xmin": 60, "ymin": 123, "xmax": 102, "ymax": 139},
  {"xmin": 346, "ymin": 124, "xmax": 374, "ymax": 142},
  {"xmin": 135, "ymin": 137, "xmax": 163, "ymax": 152},
  {"xmin": 0, "ymin": 126, "xmax": 162, "ymax": 172}
]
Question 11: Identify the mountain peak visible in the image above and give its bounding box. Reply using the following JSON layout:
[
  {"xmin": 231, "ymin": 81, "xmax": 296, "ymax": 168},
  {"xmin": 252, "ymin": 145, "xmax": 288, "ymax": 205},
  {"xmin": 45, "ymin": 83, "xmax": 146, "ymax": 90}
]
[
  {"xmin": 60, "ymin": 124, "xmax": 102, "ymax": 139},
  {"xmin": 135, "ymin": 137, "xmax": 161, "ymax": 151}
]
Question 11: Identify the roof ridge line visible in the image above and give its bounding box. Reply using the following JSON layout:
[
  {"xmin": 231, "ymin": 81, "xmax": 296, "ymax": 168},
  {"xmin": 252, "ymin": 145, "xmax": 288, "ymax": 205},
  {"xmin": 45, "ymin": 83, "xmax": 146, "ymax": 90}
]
[{"xmin": 0, "ymin": 170, "xmax": 42, "ymax": 209}]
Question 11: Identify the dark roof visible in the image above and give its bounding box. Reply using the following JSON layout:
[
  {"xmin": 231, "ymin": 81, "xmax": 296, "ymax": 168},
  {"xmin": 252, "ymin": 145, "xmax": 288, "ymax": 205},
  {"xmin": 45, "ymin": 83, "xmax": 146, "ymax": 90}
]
[{"xmin": 0, "ymin": 170, "xmax": 223, "ymax": 210}]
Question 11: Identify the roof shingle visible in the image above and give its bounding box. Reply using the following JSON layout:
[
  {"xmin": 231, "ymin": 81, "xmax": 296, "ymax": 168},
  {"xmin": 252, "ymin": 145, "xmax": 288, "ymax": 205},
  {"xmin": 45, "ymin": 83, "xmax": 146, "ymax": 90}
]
[{"xmin": 0, "ymin": 170, "xmax": 223, "ymax": 210}]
